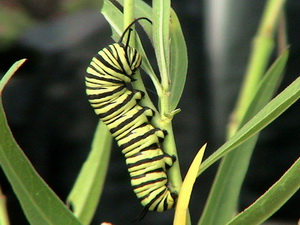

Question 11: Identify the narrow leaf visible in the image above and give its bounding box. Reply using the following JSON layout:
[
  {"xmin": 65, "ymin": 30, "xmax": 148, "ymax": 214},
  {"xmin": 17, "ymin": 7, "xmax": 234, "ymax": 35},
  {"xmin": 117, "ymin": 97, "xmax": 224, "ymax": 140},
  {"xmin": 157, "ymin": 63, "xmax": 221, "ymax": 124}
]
[
  {"xmin": 169, "ymin": 9, "xmax": 188, "ymax": 111},
  {"xmin": 152, "ymin": 0, "xmax": 171, "ymax": 88},
  {"xmin": 198, "ymin": 49, "xmax": 289, "ymax": 225},
  {"xmin": 227, "ymin": 157, "xmax": 300, "ymax": 225},
  {"xmin": 198, "ymin": 75, "xmax": 300, "ymax": 176},
  {"xmin": 174, "ymin": 144, "xmax": 206, "ymax": 225},
  {"xmin": 0, "ymin": 62, "xmax": 82, "ymax": 225},
  {"xmin": 0, "ymin": 59, "xmax": 26, "ymax": 95},
  {"xmin": 242, "ymin": 48, "xmax": 289, "ymax": 125},
  {"xmin": 67, "ymin": 122, "xmax": 112, "ymax": 224}
]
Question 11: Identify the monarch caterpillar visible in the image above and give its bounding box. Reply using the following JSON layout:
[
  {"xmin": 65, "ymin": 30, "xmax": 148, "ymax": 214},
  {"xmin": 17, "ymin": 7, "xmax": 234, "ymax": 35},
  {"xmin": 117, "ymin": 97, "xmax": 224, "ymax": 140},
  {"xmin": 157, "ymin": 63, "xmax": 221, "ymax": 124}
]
[{"xmin": 85, "ymin": 17, "xmax": 177, "ymax": 212}]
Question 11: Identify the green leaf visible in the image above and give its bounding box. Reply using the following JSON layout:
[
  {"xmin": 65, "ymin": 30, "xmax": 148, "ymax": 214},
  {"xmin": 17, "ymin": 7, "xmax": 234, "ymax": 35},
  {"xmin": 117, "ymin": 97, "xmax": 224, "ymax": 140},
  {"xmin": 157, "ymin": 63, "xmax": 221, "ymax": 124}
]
[
  {"xmin": 233, "ymin": 0, "xmax": 286, "ymax": 129},
  {"xmin": 152, "ymin": 0, "xmax": 171, "ymax": 90},
  {"xmin": 133, "ymin": 0, "xmax": 188, "ymax": 112},
  {"xmin": 198, "ymin": 49, "xmax": 289, "ymax": 225},
  {"xmin": 0, "ymin": 61, "xmax": 82, "ymax": 225},
  {"xmin": 227, "ymin": 157, "xmax": 300, "ymax": 225},
  {"xmin": 242, "ymin": 49, "xmax": 289, "ymax": 125},
  {"xmin": 67, "ymin": 122, "xmax": 112, "ymax": 225},
  {"xmin": 198, "ymin": 75, "xmax": 300, "ymax": 176},
  {"xmin": 169, "ymin": 9, "xmax": 188, "ymax": 111},
  {"xmin": 0, "ymin": 59, "xmax": 26, "ymax": 95},
  {"xmin": 174, "ymin": 144, "xmax": 206, "ymax": 225}
]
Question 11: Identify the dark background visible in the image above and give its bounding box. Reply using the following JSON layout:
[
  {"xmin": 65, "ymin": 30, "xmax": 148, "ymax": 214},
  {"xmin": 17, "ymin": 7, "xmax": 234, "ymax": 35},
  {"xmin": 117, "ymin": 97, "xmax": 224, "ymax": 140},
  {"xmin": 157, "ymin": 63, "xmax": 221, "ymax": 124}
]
[{"xmin": 0, "ymin": 0, "xmax": 299, "ymax": 224}]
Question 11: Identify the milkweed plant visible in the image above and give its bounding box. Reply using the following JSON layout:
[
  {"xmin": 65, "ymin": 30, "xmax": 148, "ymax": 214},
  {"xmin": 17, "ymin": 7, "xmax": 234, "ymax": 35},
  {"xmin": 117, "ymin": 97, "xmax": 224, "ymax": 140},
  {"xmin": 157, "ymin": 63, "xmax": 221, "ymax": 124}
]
[{"xmin": 0, "ymin": 0, "xmax": 299, "ymax": 225}]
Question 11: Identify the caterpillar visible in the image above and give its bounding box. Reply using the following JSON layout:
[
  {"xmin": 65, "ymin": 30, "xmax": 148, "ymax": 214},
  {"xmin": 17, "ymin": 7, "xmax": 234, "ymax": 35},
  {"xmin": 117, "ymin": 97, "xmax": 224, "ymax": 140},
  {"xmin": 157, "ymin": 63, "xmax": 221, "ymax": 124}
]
[{"xmin": 85, "ymin": 17, "xmax": 177, "ymax": 212}]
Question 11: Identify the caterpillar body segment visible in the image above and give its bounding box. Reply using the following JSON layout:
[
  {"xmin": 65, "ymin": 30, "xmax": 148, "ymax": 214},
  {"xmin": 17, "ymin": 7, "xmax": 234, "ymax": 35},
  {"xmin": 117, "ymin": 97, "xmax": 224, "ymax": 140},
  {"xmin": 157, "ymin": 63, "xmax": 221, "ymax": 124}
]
[{"xmin": 85, "ymin": 18, "xmax": 177, "ymax": 212}]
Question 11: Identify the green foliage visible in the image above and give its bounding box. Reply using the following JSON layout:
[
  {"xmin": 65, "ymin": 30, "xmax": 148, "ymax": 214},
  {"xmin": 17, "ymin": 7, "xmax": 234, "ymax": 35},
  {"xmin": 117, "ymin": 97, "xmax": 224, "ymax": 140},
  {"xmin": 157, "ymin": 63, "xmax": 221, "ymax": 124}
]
[
  {"xmin": 198, "ymin": 0, "xmax": 293, "ymax": 224},
  {"xmin": 198, "ymin": 75, "xmax": 300, "ymax": 176},
  {"xmin": 0, "ymin": 61, "xmax": 83, "ymax": 225},
  {"xmin": 67, "ymin": 122, "xmax": 112, "ymax": 225},
  {"xmin": 198, "ymin": 49, "xmax": 291, "ymax": 225},
  {"xmin": 227, "ymin": 158, "xmax": 300, "ymax": 225}
]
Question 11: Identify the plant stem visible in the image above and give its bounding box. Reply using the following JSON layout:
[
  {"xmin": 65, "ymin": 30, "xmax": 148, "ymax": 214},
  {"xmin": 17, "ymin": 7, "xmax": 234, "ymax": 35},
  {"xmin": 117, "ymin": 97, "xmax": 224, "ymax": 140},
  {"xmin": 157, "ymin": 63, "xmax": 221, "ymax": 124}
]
[
  {"xmin": 122, "ymin": 0, "xmax": 158, "ymax": 113},
  {"xmin": 123, "ymin": 1, "xmax": 184, "ymax": 221},
  {"xmin": 229, "ymin": 0, "xmax": 286, "ymax": 137},
  {"xmin": 161, "ymin": 120, "xmax": 182, "ymax": 193},
  {"xmin": 198, "ymin": 1, "xmax": 287, "ymax": 225},
  {"xmin": 123, "ymin": 0, "xmax": 134, "ymax": 44}
]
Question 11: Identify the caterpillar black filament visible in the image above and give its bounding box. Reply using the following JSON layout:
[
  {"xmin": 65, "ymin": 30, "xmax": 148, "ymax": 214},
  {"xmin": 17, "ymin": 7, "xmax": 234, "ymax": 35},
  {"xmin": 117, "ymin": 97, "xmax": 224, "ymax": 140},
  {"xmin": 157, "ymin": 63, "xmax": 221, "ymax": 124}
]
[{"xmin": 85, "ymin": 17, "xmax": 177, "ymax": 212}]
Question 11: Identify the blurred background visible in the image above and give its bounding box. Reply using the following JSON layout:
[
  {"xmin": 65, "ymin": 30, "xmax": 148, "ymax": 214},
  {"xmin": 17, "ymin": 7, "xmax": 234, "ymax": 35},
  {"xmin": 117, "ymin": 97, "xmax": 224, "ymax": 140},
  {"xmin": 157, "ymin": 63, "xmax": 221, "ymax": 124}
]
[{"xmin": 0, "ymin": 0, "xmax": 299, "ymax": 224}]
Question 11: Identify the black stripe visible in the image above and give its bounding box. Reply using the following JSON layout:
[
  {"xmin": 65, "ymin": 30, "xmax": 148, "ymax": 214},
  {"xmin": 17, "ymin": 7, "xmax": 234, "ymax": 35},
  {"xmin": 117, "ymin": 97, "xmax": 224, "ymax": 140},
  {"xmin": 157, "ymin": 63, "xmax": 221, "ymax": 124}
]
[
  {"xmin": 110, "ymin": 44, "xmax": 127, "ymax": 73},
  {"xmin": 126, "ymin": 144, "xmax": 158, "ymax": 159},
  {"xmin": 86, "ymin": 67, "xmax": 124, "ymax": 84},
  {"xmin": 110, "ymin": 107, "xmax": 147, "ymax": 134},
  {"xmin": 120, "ymin": 128, "xmax": 160, "ymax": 150},
  {"xmin": 129, "ymin": 49, "xmax": 140, "ymax": 70},
  {"xmin": 100, "ymin": 46, "xmax": 120, "ymax": 69},
  {"xmin": 95, "ymin": 92, "xmax": 135, "ymax": 118},
  {"xmin": 113, "ymin": 122, "xmax": 147, "ymax": 141},
  {"xmin": 109, "ymin": 44, "xmax": 134, "ymax": 81},
  {"xmin": 103, "ymin": 104, "xmax": 135, "ymax": 124},
  {"xmin": 140, "ymin": 144, "xmax": 160, "ymax": 152},
  {"xmin": 148, "ymin": 189, "xmax": 168, "ymax": 211},
  {"xmin": 130, "ymin": 168, "xmax": 165, "ymax": 180},
  {"xmin": 87, "ymin": 64, "xmax": 105, "ymax": 76},
  {"xmin": 93, "ymin": 54, "xmax": 127, "ymax": 82},
  {"xmin": 163, "ymin": 193, "xmax": 170, "ymax": 211},
  {"xmin": 127, "ymin": 154, "xmax": 165, "ymax": 169},
  {"xmin": 86, "ymin": 84, "xmax": 120, "ymax": 90},
  {"xmin": 132, "ymin": 177, "xmax": 166, "ymax": 190},
  {"xmin": 123, "ymin": 46, "xmax": 133, "ymax": 69},
  {"xmin": 140, "ymin": 187, "xmax": 166, "ymax": 206},
  {"xmin": 95, "ymin": 48, "xmax": 124, "ymax": 74},
  {"xmin": 87, "ymin": 86, "xmax": 124, "ymax": 100}
]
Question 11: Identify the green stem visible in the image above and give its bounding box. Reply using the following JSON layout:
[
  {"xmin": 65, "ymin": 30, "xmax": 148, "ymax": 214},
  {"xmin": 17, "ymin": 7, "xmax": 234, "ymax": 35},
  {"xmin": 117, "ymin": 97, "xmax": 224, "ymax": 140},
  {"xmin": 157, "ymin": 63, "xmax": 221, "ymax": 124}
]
[
  {"xmin": 123, "ymin": 1, "xmax": 184, "ymax": 222},
  {"xmin": 153, "ymin": 118, "xmax": 185, "ymax": 223},
  {"xmin": 199, "ymin": 1, "xmax": 287, "ymax": 225},
  {"xmin": 158, "ymin": 119, "xmax": 182, "ymax": 194},
  {"xmin": 123, "ymin": 0, "xmax": 158, "ymax": 113},
  {"xmin": 123, "ymin": 0, "xmax": 135, "ymax": 44},
  {"xmin": 229, "ymin": 0, "xmax": 285, "ymax": 137}
]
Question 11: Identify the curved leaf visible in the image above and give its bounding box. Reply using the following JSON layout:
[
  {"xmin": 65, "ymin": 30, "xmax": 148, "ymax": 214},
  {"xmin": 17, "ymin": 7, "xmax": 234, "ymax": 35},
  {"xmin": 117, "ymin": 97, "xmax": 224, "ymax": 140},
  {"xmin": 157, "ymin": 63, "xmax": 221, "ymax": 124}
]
[
  {"xmin": 174, "ymin": 144, "xmax": 206, "ymax": 225},
  {"xmin": 198, "ymin": 49, "xmax": 289, "ymax": 225},
  {"xmin": 227, "ymin": 157, "xmax": 300, "ymax": 225},
  {"xmin": 152, "ymin": 0, "xmax": 171, "ymax": 88},
  {"xmin": 198, "ymin": 75, "xmax": 300, "ymax": 175},
  {"xmin": 67, "ymin": 122, "xmax": 112, "ymax": 224},
  {"xmin": 0, "ymin": 61, "xmax": 82, "ymax": 225},
  {"xmin": 169, "ymin": 9, "xmax": 188, "ymax": 111}
]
